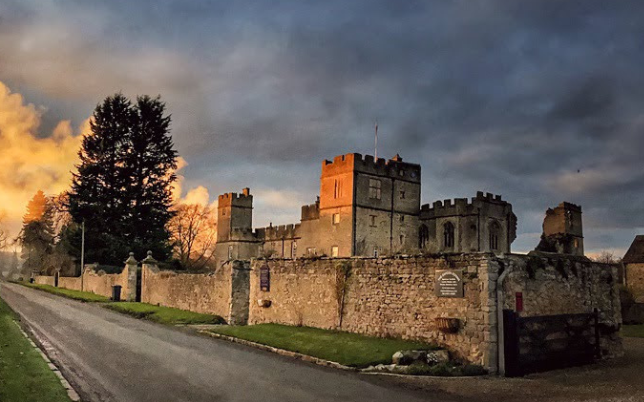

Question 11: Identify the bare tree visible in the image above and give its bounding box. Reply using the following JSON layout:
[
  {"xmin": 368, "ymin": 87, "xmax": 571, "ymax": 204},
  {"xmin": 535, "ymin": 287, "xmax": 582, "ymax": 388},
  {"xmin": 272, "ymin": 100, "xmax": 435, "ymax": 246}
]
[
  {"xmin": 592, "ymin": 251, "xmax": 622, "ymax": 264},
  {"xmin": 49, "ymin": 193, "xmax": 72, "ymax": 241},
  {"xmin": 0, "ymin": 211, "xmax": 8, "ymax": 250},
  {"xmin": 168, "ymin": 204, "xmax": 217, "ymax": 271}
]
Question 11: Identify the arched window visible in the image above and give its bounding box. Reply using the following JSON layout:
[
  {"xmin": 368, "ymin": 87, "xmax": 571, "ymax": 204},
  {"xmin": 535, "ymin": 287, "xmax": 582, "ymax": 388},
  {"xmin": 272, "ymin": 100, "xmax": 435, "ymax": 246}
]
[
  {"xmin": 419, "ymin": 224, "xmax": 429, "ymax": 249},
  {"xmin": 489, "ymin": 221, "xmax": 501, "ymax": 251},
  {"xmin": 443, "ymin": 222, "xmax": 454, "ymax": 248}
]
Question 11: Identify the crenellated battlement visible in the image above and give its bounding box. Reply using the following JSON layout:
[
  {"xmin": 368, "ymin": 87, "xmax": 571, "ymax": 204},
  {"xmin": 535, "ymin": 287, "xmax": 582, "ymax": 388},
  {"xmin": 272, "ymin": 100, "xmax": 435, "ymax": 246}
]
[
  {"xmin": 228, "ymin": 227, "xmax": 258, "ymax": 241},
  {"xmin": 218, "ymin": 187, "xmax": 253, "ymax": 208},
  {"xmin": 420, "ymin": 191, "xmax": 512, "ymax": 218},
  {"xmin": 255, "ymin": 223, "xmax": 301, "ymax": 240},
  {"xmin": 301, "ymin": 200, "xmax": 320, "ymax": 221},
  {"xmin": 322, "ymin": 153, "xmax": 420, "ymax": 182}
]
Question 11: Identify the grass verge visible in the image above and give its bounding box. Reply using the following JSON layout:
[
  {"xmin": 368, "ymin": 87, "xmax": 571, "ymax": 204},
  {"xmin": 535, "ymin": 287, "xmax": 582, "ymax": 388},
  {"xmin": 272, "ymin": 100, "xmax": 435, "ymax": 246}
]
[
  {"xmin": 622, "ymin": 324, "xmax": 644, "ymax": 338},
  {"xmin": 210, "ymin": 323, "xmax": 438, "ymax": 367},
  {"xmin": 105, "ymin": 302, "xmax": 225, "ymax": 325},
  {"xmin": 0, "ymin": 297, "xmax": 71, "ymax": 402},
  {"xmin": 20, "ymin": 282, "xmax": 109, "ymax": 302}
]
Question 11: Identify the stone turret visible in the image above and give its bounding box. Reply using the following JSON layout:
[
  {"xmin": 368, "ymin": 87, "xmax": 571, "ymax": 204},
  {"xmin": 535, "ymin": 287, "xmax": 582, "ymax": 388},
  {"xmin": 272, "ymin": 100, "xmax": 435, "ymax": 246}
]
[{"xmin": 535, "ymin": 202, "xmax": 584, "ymax": 256}]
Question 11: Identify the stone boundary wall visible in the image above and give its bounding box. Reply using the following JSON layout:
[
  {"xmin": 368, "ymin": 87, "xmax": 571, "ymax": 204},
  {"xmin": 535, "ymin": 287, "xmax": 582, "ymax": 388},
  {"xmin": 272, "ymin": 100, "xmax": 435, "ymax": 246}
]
[
  {"xmin": 498, "ymin": 254, "xmax": 622, "ymax": 359},
  {"xmin": 248, "ymin": 254, "xmax": 622, "ymax": 371},
  {"xmin": 31, "ymin": 265, "xmax": 130, "ymax": 300},
  {"xmin": 34, "ymin": 275, "xmax": 55, "ymax": 286},
  {"xmin": 141, "ymin": 262, "xmax": 234, "ymax": 319},
  {"xmin": 58, "ymin": 276, "xmax": 82, "ymax": 291},
  {"xmin": 82, "ymin": 266, "xmax": 129, "ymax": 300},
  {"xmin": 248, "ymin": 255, "xmax": 495, "ymax": 365}
]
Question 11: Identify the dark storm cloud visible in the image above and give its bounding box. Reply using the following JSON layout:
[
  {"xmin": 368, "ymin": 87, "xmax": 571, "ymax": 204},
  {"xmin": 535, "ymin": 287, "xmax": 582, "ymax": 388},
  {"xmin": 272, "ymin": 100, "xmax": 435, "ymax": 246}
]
[{"xmin": 1, "ymin": 0, "xmax": 644, "ymax": 253}]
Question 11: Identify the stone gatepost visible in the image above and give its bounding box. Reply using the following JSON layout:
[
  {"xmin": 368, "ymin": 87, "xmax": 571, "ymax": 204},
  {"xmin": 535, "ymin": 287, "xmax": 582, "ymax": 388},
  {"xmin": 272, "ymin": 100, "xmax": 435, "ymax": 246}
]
[
  {"xmin": 125, "ymin": 252, "xmax": 139, "ymax": 301},
  {"xmin": 229, "ymin": 260, "xmax": 251, "ymax": 325},
  {"xmin": 140, "ymin": 251, "xmax": 159, "ymax": 303}
]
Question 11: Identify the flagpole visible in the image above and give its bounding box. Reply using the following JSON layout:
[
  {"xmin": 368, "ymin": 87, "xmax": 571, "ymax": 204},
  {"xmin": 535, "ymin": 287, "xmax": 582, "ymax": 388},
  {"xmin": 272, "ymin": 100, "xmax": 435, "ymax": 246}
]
[{"xmin": 374, "ymin": 122, "xmax": 378, "ymax": 159}]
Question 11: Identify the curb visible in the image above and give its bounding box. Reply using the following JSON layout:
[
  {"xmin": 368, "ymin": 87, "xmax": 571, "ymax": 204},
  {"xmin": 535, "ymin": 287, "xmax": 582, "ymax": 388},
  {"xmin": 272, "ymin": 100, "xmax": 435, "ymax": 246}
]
[
  {"xmin": 199, "ymin": 330, "xmax": 358, "ymax": 371},
  {"xmin": 13, "ymin": 321, "xmax": 81, "ymax": 402}
]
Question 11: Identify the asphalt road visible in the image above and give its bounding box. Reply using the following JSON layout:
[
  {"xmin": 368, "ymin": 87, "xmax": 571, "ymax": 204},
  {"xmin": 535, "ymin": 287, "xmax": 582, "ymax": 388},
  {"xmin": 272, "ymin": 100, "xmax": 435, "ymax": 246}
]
[{"xmin": 0, "ymin": 282, "xmax": 439, "ymax": 402}]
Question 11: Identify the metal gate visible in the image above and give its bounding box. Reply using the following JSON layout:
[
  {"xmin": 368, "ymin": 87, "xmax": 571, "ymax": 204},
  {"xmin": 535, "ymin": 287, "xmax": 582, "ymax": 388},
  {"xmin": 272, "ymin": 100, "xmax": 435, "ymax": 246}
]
[{"xmin": 503, "ymin": 309, "xmax": 600, "ymax": 377}]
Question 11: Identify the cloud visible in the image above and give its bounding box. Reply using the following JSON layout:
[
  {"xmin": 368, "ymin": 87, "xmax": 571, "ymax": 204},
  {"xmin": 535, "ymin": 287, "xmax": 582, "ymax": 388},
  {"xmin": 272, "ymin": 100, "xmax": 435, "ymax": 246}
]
[
  {"xmin": 0, "ymin": 81, "xmax": 83, "ymax": 237},
  {"xmin": 2, "ymin": 0, "xmax": 644, "ymax": 255}
]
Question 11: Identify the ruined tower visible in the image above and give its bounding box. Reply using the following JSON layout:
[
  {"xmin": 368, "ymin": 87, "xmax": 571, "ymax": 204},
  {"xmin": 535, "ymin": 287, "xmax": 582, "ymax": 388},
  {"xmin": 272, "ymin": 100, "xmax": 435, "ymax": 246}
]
[{"xmin": 537, "ymin": 202, "xmax": 584, "ymax": 256}]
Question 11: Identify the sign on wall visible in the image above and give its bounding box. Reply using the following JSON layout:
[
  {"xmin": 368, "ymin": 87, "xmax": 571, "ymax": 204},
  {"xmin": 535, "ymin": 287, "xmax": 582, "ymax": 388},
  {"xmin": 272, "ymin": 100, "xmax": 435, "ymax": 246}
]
[
  {"xmin": 260, "ymin": 264, "xmax": 270, "ymax": 292},
  {"xmin": 435, "ymin": 269, "xmax": 464, "ymax": 298}
]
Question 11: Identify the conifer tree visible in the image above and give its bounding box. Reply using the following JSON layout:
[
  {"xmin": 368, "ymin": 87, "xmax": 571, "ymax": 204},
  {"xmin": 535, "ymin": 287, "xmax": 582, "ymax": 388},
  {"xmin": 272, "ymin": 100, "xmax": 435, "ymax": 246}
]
[
  {"xmin": 123, "ymin": 96, "xmax": 178, "ymax": 259},
  {"xmin": 19, "ymin": 190, "xmax": 55, "ymax": 274},
  {"xmin": 68, "ymin": 94, "xmax": 134, "ymax": 264},
  {"xmin": 67, "ymin": 94, "xmax": 177, "ymax": 264}
]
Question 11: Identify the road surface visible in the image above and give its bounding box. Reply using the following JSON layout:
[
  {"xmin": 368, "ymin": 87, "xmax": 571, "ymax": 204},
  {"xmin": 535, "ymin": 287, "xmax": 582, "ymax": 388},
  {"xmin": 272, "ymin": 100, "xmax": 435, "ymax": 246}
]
[{"xmin": 0, "ymin": 282, "xmax": 440, "ymax": 402}]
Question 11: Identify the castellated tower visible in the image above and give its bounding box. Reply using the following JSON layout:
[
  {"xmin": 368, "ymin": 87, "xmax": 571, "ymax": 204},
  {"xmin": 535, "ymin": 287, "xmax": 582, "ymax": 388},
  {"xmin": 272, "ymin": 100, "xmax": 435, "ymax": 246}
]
[
  {"xmin": 538, "ymin": 202, "xmax": 584, "ymax": 256},
  {"xmin": 214, "ymin": 188, "xmax": 257, "ymax": 266},
  {"xmin": 217, "ymin": 187, "xmax": 253, "ymax": 242},
  {"xmin": 309, "ymin": 153, "xmax": 421, "ymax": 257},
  {"xmin": 418, "ymin": 192, "xmax": 517, "ymax": 254}
]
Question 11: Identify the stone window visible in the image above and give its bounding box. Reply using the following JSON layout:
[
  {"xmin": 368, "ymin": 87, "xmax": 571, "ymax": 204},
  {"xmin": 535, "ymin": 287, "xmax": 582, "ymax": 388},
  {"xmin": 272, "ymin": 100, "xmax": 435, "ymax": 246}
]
[
  {"xmin": 334, "ymin": 179, "xmax": 342, "ymax": 199},
  {"xmin": 228, "ymin": 245, "xmax": 234, "ymax": 259},
  {"xmin": 489, "ymin": 221, "xmax": 501, "ymax": 251},
  {"xmin": 443, "ymin": 222, "xmax": 455, "ymax": 249},
  {"xmin": 419, "ymin": 224, "xmax": 429, "ymax": 249},
  {"xmin": 306, "ymin": 247, "xmax": 316, "ymax": 256},
  {"xmin": 370, "ymin": 215, "xmax": 377, "ymax": 227},
  {"xmin": 400, "ymin": 215, "xmax": 405, "ymax": 222},
  {"xmin": 369, "ymin": 179, "xmax": 381, "ymax": 200},
  {"xmin": 400, "ymin": 190, "xmax": 406, "ymax": 199},
  {"xmin": 331, "ymin": 246, "xmax": 339, "ymax": 257},
  {"xmin": 400, "ymin": 234, "xmax": 404, "ymax": 245},
  {"xmin": 333, "ymin": 213, "xmax": 340, "ymax": 224},
  {"xmin": 399, "ymin": 170, "xmax": 405, "ymax": 177}
]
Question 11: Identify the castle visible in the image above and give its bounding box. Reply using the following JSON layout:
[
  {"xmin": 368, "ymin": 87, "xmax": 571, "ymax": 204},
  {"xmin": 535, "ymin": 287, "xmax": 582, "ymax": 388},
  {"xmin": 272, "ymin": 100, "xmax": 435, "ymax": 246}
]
[{"xmin": 214, "ymin": 152, "xmax": 518, "ymax": 266}]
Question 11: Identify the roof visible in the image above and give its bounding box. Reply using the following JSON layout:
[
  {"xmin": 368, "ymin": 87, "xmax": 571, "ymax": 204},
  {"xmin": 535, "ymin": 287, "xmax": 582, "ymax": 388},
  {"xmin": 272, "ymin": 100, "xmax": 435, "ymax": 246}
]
[{"xmin": 623, "ymin": 235, "xmax": 644, "ymax": 264}]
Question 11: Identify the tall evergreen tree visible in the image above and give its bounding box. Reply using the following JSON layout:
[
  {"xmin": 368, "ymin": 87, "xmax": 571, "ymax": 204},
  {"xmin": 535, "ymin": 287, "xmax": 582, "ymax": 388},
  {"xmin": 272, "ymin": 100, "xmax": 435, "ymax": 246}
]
[
  {"xmin": 18, "ymin": 190, "xmax": 55, "ymax": 274},
  {"xmin": 124, "ymin": 96, "xmax": 178, "ymax": 259},
  {"xmin": 68, "ymin": 94, "xmax": 134, "ymax": 264},
  {"xmin": 67, "ymin": 94, "xmax": 177, "ymax": 264}
]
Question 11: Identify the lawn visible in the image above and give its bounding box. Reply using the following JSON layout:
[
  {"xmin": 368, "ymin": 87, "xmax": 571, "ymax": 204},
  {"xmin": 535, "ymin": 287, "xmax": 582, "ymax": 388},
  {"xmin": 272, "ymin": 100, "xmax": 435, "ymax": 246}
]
[
  {"xmin": 105, "ymin": 302, "xmax": 225, "ymax": 325},
  {"xmin": 210, "ymin": 323, "xmax": 438, "ymax": 367},
  {"xmin": 622, "ymin": 324, "xmax": 644, "ymax": 338},
  {"xmin": 20, "ymin": 282, "xmax": 109, "ymax": 302},
  {"xmin": 0, "ymin": 297, "xmax": 71, "ymax": 402}
]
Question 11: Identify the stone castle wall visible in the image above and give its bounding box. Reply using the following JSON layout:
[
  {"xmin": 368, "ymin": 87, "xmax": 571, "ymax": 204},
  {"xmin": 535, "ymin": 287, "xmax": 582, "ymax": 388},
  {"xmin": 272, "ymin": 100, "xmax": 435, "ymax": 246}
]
[
  {"xmin": 32, "ymin": 252, "xmax": 622, "ymax": 372},
  {"xmin": 248, "ymin": 254, "xmax": 622, "ymax": 370},
  {"xmin": 499, "ymin": 254, "xmax": 622, "ymax": 358},
  {"xmin": 82, "ymin": 266, "xmax": 129, "ymax": 300},
  {"xmin": 248, "ymin": 255, "xmax": 497, "ymax": 365},
  {"xmin": 34, "ymin": 275, "xmax": 56, "ymax": 286},
  {"xmin": 141, "ymin": 263, "xmax": 233, "ymax": 318},
  {"xmin": 58, "ymin": 276, "xmax": 81, "ymax": 291}
]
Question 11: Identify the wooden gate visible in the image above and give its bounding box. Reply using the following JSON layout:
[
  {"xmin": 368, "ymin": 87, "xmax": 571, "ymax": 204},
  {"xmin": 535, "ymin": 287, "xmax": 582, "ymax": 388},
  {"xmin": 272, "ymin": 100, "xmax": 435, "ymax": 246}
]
[{"xmin": 503, "ymin": 309, "xmax": 600, "ymax": 377}]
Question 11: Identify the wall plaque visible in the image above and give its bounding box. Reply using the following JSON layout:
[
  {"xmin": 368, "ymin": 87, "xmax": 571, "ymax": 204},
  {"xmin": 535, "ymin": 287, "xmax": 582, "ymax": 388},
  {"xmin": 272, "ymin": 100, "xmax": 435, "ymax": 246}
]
[
  {"xmin": 260, "ymin": 264, "xmax": 270, "ymax": 292},
  {"xmin": 435, "ymin": 269, "xmax": 463, "ymax": 298}
]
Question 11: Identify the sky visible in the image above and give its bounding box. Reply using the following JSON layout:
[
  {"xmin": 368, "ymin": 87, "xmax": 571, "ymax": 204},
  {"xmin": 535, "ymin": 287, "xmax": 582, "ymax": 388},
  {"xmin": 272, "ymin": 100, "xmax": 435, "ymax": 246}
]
[{"xmin": 0, "ymin": 0, "xmax": 643, "ymax": 255}]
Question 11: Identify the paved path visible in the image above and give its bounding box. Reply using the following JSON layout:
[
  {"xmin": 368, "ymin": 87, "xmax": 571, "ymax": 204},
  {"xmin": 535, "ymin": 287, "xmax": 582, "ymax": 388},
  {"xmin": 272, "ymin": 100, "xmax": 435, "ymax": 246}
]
[{"xmin": 0, "ymin": 283, "xmax": 438, "ymax": 402}]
